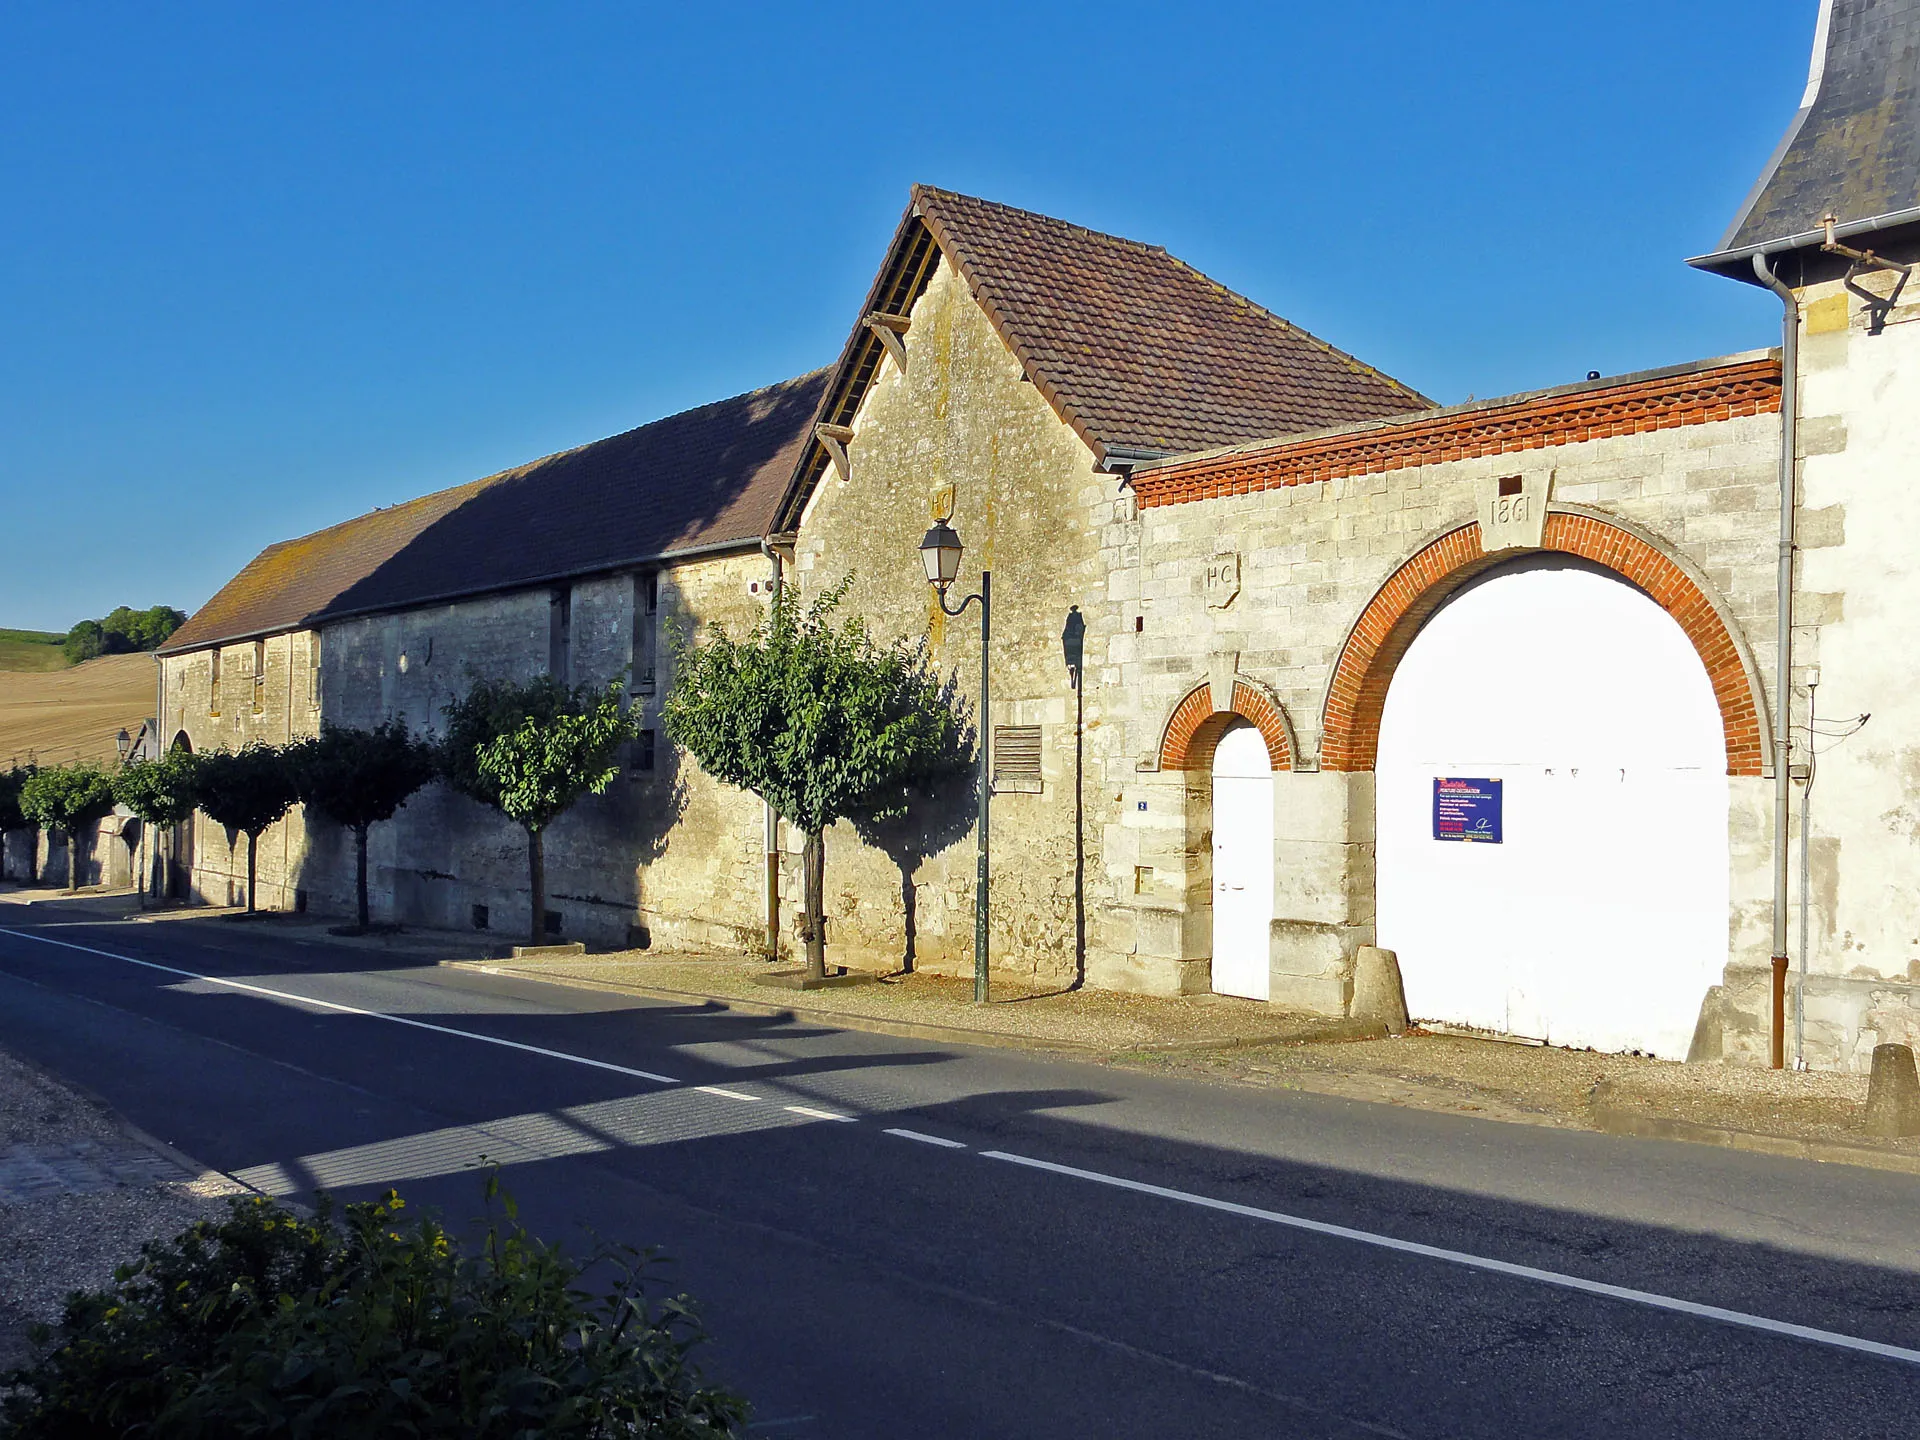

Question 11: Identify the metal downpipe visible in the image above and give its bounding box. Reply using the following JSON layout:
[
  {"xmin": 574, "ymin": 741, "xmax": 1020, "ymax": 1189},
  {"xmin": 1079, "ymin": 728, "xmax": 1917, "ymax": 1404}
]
[{"xmin": 1753, "ymin": 250, "xmax": 1800, "ymax": 1070}]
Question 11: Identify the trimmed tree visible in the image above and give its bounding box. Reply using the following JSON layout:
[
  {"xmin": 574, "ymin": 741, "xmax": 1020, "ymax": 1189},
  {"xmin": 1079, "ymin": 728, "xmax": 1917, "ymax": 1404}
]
[
  {"xmin": 113, "ymin": 749, "xmax": 201, "ymax": 903},
  {"xmin": 195, "ymin": 744, "xmax": 299, "ymax": 914},
  {"xmin": 288, "ymin": 720, "xmax": 436, "ymax": 932},
  {"xmin": 439, "ymin": 677, "xmax": 638, "ymax": 945},
  {"xmin": 20, "ymin": 762, "xmax": 118, "ymax": 893},
  {"xmin": 0, "ymin": 764, "xmax": 39, "ymax": 883},
  {"xmin": 663, "ymin": 581, "xmax": 973, "ymax": 981}
]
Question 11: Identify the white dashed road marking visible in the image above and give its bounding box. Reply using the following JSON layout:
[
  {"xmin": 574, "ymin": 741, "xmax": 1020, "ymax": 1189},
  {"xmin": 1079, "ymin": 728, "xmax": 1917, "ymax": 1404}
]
[
  {"xmin": 884, "ymin": 1128, "xmax": 967, "ymax": 1148},
  {"xmin": 6, "ymin": 924, "xmax": 1919, "ymax": 1368},
  {"xmin": 981, "ymin": 1149, "xmax": 1920, "ymax": 1368}
]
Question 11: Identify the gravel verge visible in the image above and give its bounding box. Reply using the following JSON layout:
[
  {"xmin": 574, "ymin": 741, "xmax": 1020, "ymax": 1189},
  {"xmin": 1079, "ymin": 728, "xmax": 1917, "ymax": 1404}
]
[{"xmin": 0, "ymin": 1046, "xmax": 245, "ymax": 1372}]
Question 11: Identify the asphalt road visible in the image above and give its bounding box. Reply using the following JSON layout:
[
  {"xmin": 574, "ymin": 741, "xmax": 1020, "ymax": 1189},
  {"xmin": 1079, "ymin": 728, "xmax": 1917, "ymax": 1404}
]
[{"xmin": 1, "ymin": 907, "xmax": 1917, "ymax": 1437}]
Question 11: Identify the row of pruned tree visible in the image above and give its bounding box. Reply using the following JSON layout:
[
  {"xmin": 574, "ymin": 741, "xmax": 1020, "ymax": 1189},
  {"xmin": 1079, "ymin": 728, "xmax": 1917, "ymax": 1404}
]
[
  {"xmin": 0, "ymin": 675, "xmax": 641, "ymax": 940},
  {"xmin": 3, "ymin": 585, "xmax": 974, "ymax": 973}
]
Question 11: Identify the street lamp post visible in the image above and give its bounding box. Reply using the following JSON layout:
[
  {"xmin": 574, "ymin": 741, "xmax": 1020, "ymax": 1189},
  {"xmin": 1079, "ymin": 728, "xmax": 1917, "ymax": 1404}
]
[{"xmin": 919, "ymin": 519, "xmax": 991, "ymax": 1003}]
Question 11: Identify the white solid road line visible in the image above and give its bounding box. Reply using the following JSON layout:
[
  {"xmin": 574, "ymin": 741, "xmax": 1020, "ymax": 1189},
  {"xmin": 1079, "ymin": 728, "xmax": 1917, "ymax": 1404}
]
[
  {"xmin": 0, "ymin": 927, "xmax": 681, "ymax": 1086},
  {"xmin": 884, "ymin": 1128, "xmax": 967, "ymax": 1149},
  {"xmin": 983, "ymin": 1149, "xmax": 1920, "ymax": 1367},
  {"xmin": 12, "ymin": 923, "xmax": 1920, "ymax": 1368}
]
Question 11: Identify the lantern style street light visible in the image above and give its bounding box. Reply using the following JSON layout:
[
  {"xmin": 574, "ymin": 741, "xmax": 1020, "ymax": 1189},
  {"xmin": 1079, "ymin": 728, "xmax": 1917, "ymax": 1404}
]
[{"xmin": 919, "ymin": 519, "xmax": 992, "ymax": 1003}]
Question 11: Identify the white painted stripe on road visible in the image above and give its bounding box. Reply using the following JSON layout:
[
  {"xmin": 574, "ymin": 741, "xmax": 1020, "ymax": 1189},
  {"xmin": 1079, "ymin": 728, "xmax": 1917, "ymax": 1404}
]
[
  {"xmin": 0, "ymin": 927, "xmax": 681, "ymax": 1086},
  {"xmin": 785, "ymin": 1105, "xmax": 855, "ymax": 1122},
  {"xmin": 17, "ymin": 922, "xmax": 1918, "ymax": 1368},
  {"xmin": 884, "ymin": 1128, "xmax": 967, "ymax": 1149},
  {"xmin": 983, "ymin": 1149, "xmax": 1920, "ymax": 1367}
]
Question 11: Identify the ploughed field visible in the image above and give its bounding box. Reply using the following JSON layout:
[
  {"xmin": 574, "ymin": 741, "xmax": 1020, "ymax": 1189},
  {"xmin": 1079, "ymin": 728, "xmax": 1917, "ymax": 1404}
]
[{"xmin": 0, "ymin": 652, "xmax": 153, "ymax": 767}]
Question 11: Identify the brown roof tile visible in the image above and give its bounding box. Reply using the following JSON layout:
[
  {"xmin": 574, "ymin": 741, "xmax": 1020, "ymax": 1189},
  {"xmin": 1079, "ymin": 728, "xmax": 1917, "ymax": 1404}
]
[
  {"xmin": 916, "ymin": 187, "xmax": 1431, "ymax": 455},
  {"xmin": 776, "ymin": 187, "xmax": 1431, "ymax": 528},
  {"xmin": 162, "ymin": 371, "xmax": 827, "ymax": 654}
]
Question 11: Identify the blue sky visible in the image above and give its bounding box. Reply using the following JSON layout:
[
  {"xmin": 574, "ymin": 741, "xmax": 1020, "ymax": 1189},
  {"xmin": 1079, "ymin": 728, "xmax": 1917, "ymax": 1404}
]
[{"xmin": 0, "ymin": 2, "xmax": 1816, "ymax": 632}]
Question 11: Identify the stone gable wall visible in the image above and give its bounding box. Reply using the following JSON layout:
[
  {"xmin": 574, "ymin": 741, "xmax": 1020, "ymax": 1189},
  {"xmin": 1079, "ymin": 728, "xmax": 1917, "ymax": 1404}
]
[{"xmin": 790, "ymin": 255, "xmax": 1123, "ymax": 987}]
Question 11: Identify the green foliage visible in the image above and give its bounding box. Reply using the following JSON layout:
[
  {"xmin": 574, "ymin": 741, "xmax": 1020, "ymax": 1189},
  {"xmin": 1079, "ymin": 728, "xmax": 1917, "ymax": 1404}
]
[
  {"xmin": 195, "ymin": 744, "xmax": 298, "ymax": 840},
  {"xmin": 61, "ymin": 620, "xmax": 105, "ymax": 665},
  {"xmin": 1, "ymin": 1181, "xmax": 746, "ymax": 1439},
  {"xmin": 0, "ymin": 764, "xmax": 32, "ymax": 832},
  {"xmin": 196, "ymin": 744, "xmax": 299, "ymax": 911},
  {"xmin": 440, "ymin": 676, "xmax": 638, "ymax": 835},
  {"xmin": 62, "ymin": 605, "xmax": 187, "ymax": 664},
  {"xmin": 289, "ymin": 720, "xmax": 436, "ymax": 832},
  {"xmin": 19, "ymin": 762, "xmax": 117, "ymax": 891},
  {"xmin": 113, "ymin": 749, "xmax": 201, "ymax": 829},
  {"xmin": 19, "ymin": 762, "xmax": 117, "ymax": 838},
  {"xmin": 0, "ymin": 631, "xmax": 67, "ymax": 673},
  {"xmin": 662, "ymin": 580, "xmax": 973, "ymax": 836}
]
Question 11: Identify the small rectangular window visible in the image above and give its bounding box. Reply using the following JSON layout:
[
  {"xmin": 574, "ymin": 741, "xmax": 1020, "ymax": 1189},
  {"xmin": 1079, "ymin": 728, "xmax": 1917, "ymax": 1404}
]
[
  {"xmin": 992, "ymin": 724, "xmax": 1043, "ymax": 794},
  {"xmin": 209, "ymin": 650, "xmax": 222, "ymax": 716},
  {"xmin": 633, "ymin": 572, "xmax": 658, "ymax": 692},
  {"xmin": 627, "ymin": 728, "xmax": 656, "ymax": 779},
  {"xmin": 549, "ymin": 587, "xmax": 572, "ymax": 682},
  {"xmin": 309, "ymin": 632, "xmax": 322, "ymax": 709},
  {"xmin": 251, "ymin": 639, "xmax": 267, "ymax": 715}
]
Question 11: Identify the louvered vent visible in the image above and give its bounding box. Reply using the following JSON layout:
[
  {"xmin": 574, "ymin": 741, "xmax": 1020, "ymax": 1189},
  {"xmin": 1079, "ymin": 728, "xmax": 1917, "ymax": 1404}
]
[{"xmin": 993, "ymin": 725, "xmax": 1043, "ymax": 793}]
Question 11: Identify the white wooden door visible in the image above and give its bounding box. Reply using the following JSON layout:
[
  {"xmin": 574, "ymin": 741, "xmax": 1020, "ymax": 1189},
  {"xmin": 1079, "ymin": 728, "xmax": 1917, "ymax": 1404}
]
[
  {"xmin": 1375, "ymin": 561, "xmax": 1728, "ymax": 1058},
  {"xmin": 1211, "ymin": 725, "xmax": 1274, "ymax": 1000}
]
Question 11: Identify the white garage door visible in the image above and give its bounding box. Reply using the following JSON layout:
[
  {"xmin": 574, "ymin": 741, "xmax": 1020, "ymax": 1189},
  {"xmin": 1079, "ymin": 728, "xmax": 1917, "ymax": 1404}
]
[{"xmin": 1375, "ymin": 558, "xmax": 1728, "ymax": 1059}]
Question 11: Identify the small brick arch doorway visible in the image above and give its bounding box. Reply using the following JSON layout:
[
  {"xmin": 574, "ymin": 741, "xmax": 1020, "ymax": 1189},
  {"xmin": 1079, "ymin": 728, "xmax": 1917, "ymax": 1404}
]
[{"xmin": 1157, "ymin": 680, "xmax": 1291, "ymax": 1000}]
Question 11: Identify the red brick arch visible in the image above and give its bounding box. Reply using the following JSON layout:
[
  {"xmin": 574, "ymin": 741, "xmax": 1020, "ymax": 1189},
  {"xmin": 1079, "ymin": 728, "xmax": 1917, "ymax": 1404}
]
[
  {"xmin": 1319, "ymin": 512, "xmax": 1765, "ymax": 777},
  {"xmin": 1160, "ymin": 680, "xmax": 1293, "ymax": 772}
]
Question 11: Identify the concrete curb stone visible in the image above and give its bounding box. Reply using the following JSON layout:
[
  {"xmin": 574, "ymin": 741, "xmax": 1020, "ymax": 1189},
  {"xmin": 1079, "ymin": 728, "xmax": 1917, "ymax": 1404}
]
[{"xmin": 1588, "ymin": 1080, "xmax": 1920, "ymax": 1177}]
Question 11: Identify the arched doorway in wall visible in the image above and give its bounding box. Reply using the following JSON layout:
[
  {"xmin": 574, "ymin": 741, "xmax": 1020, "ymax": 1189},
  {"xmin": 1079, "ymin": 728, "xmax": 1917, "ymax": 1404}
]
[
  {"xmin": 1374, "ymin": 555, "xmax": 1729, "ymax": 1058},
  {"xmin": 1211, "ymin": 724, "xmax": 1275, "ymax": 1001},
  {"xmin": 169, "ymin": 732, "xmax": 195, "ymax": 901}
]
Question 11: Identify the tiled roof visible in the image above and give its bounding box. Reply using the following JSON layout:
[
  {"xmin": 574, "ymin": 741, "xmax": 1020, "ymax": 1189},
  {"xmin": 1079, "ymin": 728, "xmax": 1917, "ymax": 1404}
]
[
  {"xmin": 916, "ymin": 187, "xmax": 1432, "ymax": 457},
  {"xmin": 1709, "ymin": 0, "xmax": 1920, "ymax": 258},
  {"xmin": 161, "ymin": 371, "xmax": 827, "ymax": 654},
  {"xmin": 775, "ymin": 187, "xmax": 1431, "ymax": 528}
]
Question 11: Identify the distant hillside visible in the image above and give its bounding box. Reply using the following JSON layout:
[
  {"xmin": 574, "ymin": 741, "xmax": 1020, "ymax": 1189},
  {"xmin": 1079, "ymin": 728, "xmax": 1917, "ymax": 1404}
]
[
  {"xmin": 0, "ymin": 652, "xmax": 154, "ymax": 767},
  {"xmin": 0, "ymin": 629, "xmax": 69, "ymax": 673}
]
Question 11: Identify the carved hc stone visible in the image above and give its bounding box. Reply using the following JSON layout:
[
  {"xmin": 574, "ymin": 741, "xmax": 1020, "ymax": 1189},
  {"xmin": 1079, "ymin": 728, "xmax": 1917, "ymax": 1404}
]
[
  {"xmin": 1477, "ymin": 470, "xmax": 1552, "ymax": 552},
  {"xmin": 1204, "ymin": 550, "xmax": 1241, "ymax": 608}
]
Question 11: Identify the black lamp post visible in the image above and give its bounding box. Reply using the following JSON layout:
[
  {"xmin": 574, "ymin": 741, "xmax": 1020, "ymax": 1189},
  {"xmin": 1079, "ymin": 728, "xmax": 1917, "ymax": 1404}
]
[{"xmin": 920, "ymin": 519, "xmax": 992, "ymax": 1003}]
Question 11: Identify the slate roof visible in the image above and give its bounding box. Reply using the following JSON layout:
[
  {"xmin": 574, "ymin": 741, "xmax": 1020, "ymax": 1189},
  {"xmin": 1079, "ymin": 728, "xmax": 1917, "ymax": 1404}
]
[
  {"xmin": 1698, "ymin": 0, "xmax": 1920, "ymax": 269},
  {"xmin": 775, "ymin": 186, "xmax": 1431, "ymax": 528},
  {"xmin": 161, "ymin": 371, "xmax": 828, "ymax": 655}
]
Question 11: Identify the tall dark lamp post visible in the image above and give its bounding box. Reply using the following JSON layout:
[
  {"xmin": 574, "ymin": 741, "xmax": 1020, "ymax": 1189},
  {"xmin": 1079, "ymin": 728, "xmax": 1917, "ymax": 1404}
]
[{"xmin": 919, "ymin": 519, "xmax": 992, "ymax": 1003}]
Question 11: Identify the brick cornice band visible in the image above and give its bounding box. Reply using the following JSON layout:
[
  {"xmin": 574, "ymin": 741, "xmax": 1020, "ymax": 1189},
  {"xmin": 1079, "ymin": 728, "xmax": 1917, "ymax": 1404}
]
[
  {"xmin": 1318, "ymin": 514, "xmax": 1764, "ymax": 777},
  {"xmin": 1160, "ymin": 680, "xmax": 1293, "ymax": 772},
  {"xmin": 1132, "ymin": 357, "xmax": 1782, "ymax": 510}
]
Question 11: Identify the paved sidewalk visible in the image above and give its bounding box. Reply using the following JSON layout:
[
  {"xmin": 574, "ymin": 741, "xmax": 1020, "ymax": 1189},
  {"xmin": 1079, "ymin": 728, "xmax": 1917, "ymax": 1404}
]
[{"xmin": 473, "ymin": 949, "xmax": 1917, "ymax": 1173}]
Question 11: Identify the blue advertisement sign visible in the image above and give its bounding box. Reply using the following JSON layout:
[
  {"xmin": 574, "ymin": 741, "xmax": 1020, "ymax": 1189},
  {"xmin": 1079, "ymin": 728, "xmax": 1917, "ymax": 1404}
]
[{"xmin": 1433, "ymin": 777, "xmax": 1502, "ymax": 843}]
